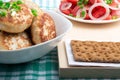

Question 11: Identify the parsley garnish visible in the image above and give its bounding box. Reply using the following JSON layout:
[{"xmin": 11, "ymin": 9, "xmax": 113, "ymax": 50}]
[
  {"xmin": 0, "ymin": 10, "xmax": 7, "ymax": 17},
  {"xmin": 69, "ymin": 14, "xmax": 73, "ymax": 17},
  {"xmin": 105, "ymin": 0, "xmax": 113, "ymax": 4},
  {"xmin": 77, "ymin": 0, "xmax": 84, "ymax": 5},
  {"xmin": 16, "ymin": 0, "xmax": 23, "ymax": 5},
  {"xmin": 4, "ymin": 2, "xmax": 10, "ymax": 9},
  {"xmin": 77, "ymin": 0, "xmax": 89, "ymax": 9},
  {"xmin": 0, "ymin": 0, "xmax": 3, "ymax": 8},
  {"xmin": 0, "ymin": 0, "xmax": 3, "ymax": 6},
  {"xmin": 0, "ymin": 0, "xmax": 24, "ymax": 17},
  {"xmin": 31, "ymin": 9, "xmax": 38, "ymax": 16},
  {"xmin": 84, "ymin": 0, "xmax": 89, "ymax": 5},
  {"xmin": 81, "ymin": 11, "xmax": 86, "ymax": 17}
]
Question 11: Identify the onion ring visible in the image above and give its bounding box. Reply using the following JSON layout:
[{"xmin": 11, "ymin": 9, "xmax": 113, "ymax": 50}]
[
  {"xmin": 60, "ymin": 2, "xmax": 72, "ymax": 10},
  {"xmin": 115, "ymin": 0, "xmax": 120, "ymax": 5},
  {"xmin": 88, "ymin": 3, "xmax": 110, "ymax": 20},
  {"xmin": 76, "ymin": 8, "xmax": 87, "ymax": 19},
  {"xmin": 101, "ymin": 0, "xmax": 120, "ymax": 10}
]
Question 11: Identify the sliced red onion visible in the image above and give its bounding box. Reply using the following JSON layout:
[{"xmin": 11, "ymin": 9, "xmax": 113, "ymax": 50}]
[
  {"xmin": 94, "ymin": 0, "xmax": 97, "ymax": 3},
  {"xmin": 101, "ymin": 0, "xmax": 120, "ymax": 10},
  {"xmin": 76, "ymin": 8, "xmax": 87, "ymax": 19},
  {"xmin": 111, "ymin": 10, "xmax": 120, "ymax": 17},
  {"xmin": 88, "ymin": 3, "xmax": 110, "ymax": 20},
  {"xmin": 115, "ymin": 0, "xmax": 120, "ymax": 5},
  {"xmin": 60, "ymin": 2, "xmax": 72, "ymax": 10}
]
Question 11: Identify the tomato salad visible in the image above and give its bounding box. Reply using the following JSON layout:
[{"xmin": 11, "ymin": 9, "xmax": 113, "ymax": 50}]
[{"xmin": 59, "ymin": 0, "xmax": 120, "ymax": 20}]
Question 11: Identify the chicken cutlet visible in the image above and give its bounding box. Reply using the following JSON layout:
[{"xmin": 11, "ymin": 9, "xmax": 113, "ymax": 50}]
[
  {"xmin": 31, "ymin": 13, "xmax": 56, "ymax": 44},
  {"xmin": 20, "ymin": 0, "xmax": 56, "ymax": 44},
  {"xmin": 1, "ymin": 0, "xmax": 56, "ymax": 45},
  {"xmin": 0, "ymin": 0, "xmax": 33, "ymax": 33},
  {"xmin": 0, "ymin": 31, "xmax": 32, "ymax": 50}
]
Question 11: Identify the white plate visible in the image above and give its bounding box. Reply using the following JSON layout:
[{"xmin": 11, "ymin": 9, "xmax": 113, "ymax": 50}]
[{"xmin": 58, "ymin": 10, "xmax": 120, "ymax": 24}]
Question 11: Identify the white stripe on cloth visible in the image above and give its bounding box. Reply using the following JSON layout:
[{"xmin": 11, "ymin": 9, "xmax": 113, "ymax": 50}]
[
  {"xmin": 3, "ymin": 0, "xmax": 10, "ymax": 2},
  {"xmin": 3, "ymin": 0, "xmax": 60, "ymax": 10},
  {"xmin": 10, "ymin": 77, "xmax": 19, "ymax": 80},
  {"xmin": 0, "ymin": 71, "xmax": 58, "ymax": 75},
  {"xmin": 33, "ymin": 0, "xmax": 60, "ymax": 9}
]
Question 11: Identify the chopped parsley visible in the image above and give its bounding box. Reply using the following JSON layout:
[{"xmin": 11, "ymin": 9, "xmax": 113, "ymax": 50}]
[
  {"xmin": 81, "ymin": 11, "xmax": 86, "ymax": 17},
  {"xmin": 0, "ymin": 0, "xmax": 3, "ymax": 6},
  {"xmin": 0, "ymin": 0, "xmax": 24, "ymax": 17},
  {"xmin": 79, "ymin": 4, "xmax": 84, "ymax": 8},
  {"xmin": 69, "ymin": 14, "xmax": 73, "ymax": 17},
  {"xmin": 105, "ymin": 0, "xmax": 113, "ymax": 4},
  {"xmin": 16, "ymin": 0, "xmax": 23, "ymax": 5},
  {"xmin": 84, "ymin": 0, "xmax": 89, "ymax": 5},
  {"xmin": 0, "ymin": 0, "xmax": 3, "ymax": 9},
  {"xmin": 31, "ymin": 9, "xmax": 38, "ymax": 16},
  {"xmin": 77, "ymin": 0, "xmax": 89, "ymax": 9},
  {"xmin": 77, "ymin": 0, "xmax": 84, "ymax": 5},
  {"xmin": 4, "ymin": 2, "xmax": 11, "ymax": 9},
  {"xmin": 0, "ymin": 0, "xmax": 38, "ymax": 17},
  {"xmin": 11, "ymin": 4, "xmax": 21, "ymax": 11},
  {"xmin": 0, "ymin": 10, "xmax": 7, "ymax": 17},
  {"xmin": 11, "ymin": 1, "xmax": 21, "ymax": 11}
]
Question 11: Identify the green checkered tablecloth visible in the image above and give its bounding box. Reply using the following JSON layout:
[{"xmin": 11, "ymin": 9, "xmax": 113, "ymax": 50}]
[
  {"xmin": 0, "ymin": 0, "xmax": 119, "ymax": 80},
  {"xmin": 0, "ymin": 48, "xmax": 59, "ymax": 80}
]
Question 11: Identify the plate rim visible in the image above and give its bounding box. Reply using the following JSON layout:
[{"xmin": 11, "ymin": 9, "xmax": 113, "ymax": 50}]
[{"xmin": 57, "ymin": 9, "xmax": 120, "ymax": 24}]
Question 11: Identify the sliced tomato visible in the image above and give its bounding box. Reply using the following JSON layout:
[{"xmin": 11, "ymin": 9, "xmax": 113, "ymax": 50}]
[
  {"xmin": 111, "ymin": 10, "xmax": 120, "ymax": 17},
  {"xmin": 104, "ymin": 15, "xmax": 112, "ymax": 20},
  {"xmin": 61, "ymin": 10, "xmax": 71, "ymax": 15},
  {"xmin": 88, "ymin": 0, "xmax": 97, "ymax": 5},
  {"xmin": 92, "ymin": 6, "xmax": 106, "ymax": 18},
  {"xmin": 85, "ymin": 13, "xmax": 91, "ymax": 20},
  {"xmin": 71, "ymin": 5, "xmax": 80, "ymax": 16},
  {"xmin": 59, "ymin": 1, "xmax": 72, "ymax": 15},
  {"xmin": 97, "ymin": 0, "xmax": 102, "ymax": 3},
  {"xmin": 109, "ymin": 2, "xmax": 119, "ymax": 9},
  {"xmin": 67, "ymin": 0, "xmax": 78, "ymax": 5},
  {"xmin": 102, "ymin": 0, "xmax": 120, "ymax": 10},
  {"xmin": 116, "ymin": 0, "xmax": 120, "ymax": 5},
  {"xmin": 61, "ymin": 0, "xmax": 67, "ymax": 1},
  {"xmin": 61, "ymin": 0, "xmax": 66, "ymax": 1}
]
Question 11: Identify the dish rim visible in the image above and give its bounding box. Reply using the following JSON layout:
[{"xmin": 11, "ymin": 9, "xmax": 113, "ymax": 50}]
[{"xmin": 58, "ymin": 9, "xmax": 120, "ymax": 24}]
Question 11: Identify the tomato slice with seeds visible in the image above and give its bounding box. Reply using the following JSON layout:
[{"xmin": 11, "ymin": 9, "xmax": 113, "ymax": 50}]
[
  {"xmin": 97, "ymin": 0, "xmax": 102, "ymax": 3},
  {"xmin": 67, "ymin": 0, "xmax": 78, "ymax": 5},
  {"xmin": 104, "ymin": 15, "xmax": 112, "ymax": 20},
  {"xmin": 85, "ymin": 13, "xmax": 91, "ymax": 20},
  {"xmin": 61, "ymin": 10, "xmax": 71, "ymax": 15},
  {"xmin": 92, "ymin": 6, "xmax": 106, "ymax": 18},
  {"xmin": 111, "ymin": 10, "xmax": 120, "ymax": 18},
  {"xmin": 101, "ymin": 0, "xmax": 120, "ymax": 10},
  {"xmin": 71, "ymin": 6, "xmax": 80, "ymax": 16}
]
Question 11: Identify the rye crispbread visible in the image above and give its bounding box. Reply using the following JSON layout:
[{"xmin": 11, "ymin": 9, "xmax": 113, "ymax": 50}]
[{"xmin": 70, "ymin": 40, "xmax": 120, "ymax": 63}]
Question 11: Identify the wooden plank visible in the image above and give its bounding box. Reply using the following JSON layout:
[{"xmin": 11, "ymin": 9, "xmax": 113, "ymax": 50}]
[{"xmin": 57, "ymin": 20, "xmax": 120, "ymax": 78}]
